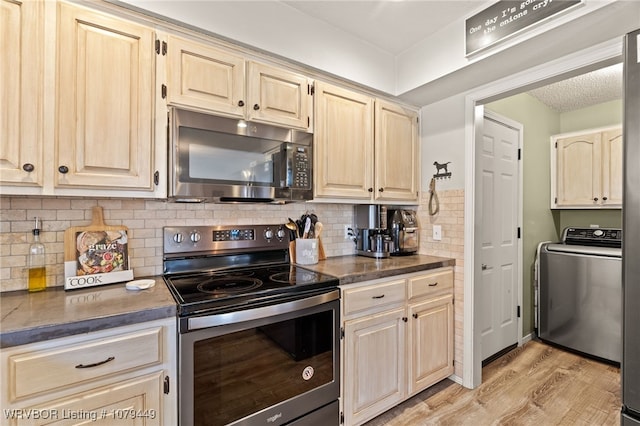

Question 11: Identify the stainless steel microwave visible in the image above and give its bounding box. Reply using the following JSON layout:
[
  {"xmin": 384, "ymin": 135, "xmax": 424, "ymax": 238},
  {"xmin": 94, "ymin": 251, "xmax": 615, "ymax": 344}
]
[{"xmin": 169, "ymin": 108, "xmax": 313, "ymax": 203}]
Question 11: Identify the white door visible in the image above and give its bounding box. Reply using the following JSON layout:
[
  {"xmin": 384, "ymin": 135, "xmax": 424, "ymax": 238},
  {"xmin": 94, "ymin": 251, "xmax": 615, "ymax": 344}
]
[{"xmin": 479, "ymin": 112, "xmax": 521, "ymax": 361}]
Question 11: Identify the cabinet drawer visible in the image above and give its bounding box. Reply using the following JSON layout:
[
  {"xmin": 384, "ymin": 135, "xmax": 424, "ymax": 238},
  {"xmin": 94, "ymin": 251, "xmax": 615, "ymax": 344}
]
[
  {"xmin": 7, "ymin": 327, "xmax": 163, "ymax": 401},
  {"xmin": 408, "ymin": 269, "xmax": 453, "ymax": 301},
  {"xmin": 343, "ymin": 279, "xmax": 406, "ymax": 316}
]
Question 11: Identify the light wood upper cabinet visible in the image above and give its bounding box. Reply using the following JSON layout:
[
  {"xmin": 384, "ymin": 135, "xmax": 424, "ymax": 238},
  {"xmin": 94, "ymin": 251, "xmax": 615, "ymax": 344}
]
[
  {"xmin": 56, "ymin": 2, "xmax": 155, "ymax": 190},
  {"xmin": 314, "ymin": 82, "xmax": 374, "ymax": 200},
  {"xmin": 601, "ymin": 128, "xmax": 623, "ymax": 205},
  {"xmin": 165, "ymin": 36, "xmax": 312, "ymax": 131},
  {"xmin": 375, "ymin": 100, "xmax": 419, "ymax": 202},
  {"xmin": 0, "ymin": 0, "xmax": 44, "ymax": 187},
  {"xmin": 247, "ymin": 61, "xmax": 313, "ymax": 130},
  {"xmin": 166, "ymin": 34, "xmax": 245, "ymax": 117},
  {"xmin": 552, "ymin": 126, "xmax": 622, "ymax": 208},
  {"xmin": 314, "ymin": 82, "xmax": 419, "ymax": 203}
]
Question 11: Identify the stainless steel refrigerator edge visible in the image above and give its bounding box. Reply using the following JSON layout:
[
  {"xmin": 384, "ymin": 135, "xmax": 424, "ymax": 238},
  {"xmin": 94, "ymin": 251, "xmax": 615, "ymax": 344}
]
[{"xmin": 622, "ymin": 28, "xmax": 640, "ymax": 426}]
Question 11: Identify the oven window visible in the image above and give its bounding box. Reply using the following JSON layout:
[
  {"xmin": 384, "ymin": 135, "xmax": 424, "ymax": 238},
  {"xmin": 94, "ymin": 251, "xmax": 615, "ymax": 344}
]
[{"xmin": 192, "ymin": 310, "xmax": 334, "ymax": 426}]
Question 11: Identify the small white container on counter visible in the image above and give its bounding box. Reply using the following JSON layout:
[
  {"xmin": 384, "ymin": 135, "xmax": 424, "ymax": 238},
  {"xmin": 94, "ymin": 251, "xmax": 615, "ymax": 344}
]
[{"xmin": 296, "ymin": 239, "xmax": 319, "ymax": 265}]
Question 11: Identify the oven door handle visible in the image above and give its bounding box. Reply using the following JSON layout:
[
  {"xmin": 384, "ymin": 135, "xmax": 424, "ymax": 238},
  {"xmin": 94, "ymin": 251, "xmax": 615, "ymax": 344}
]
[{"xmin": 187, "ymin": 289, "xmax": 340, "ymax": 331}]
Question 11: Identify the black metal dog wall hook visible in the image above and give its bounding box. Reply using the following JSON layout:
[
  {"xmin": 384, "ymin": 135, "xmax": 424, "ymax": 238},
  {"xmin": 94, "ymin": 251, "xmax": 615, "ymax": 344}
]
[{"xmin": 433, "ymin": 161, "xmax": 452, "ymax": 179}]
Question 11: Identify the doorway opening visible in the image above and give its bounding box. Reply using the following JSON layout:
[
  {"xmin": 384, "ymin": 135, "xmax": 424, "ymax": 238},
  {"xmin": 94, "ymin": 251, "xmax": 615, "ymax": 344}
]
[{"xmin": 463, "ymin": 39, "xmax": 623, "ymax": 388}]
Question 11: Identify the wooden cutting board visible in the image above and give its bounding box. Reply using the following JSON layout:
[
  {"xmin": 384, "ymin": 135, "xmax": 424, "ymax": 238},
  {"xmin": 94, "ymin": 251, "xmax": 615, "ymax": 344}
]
[{"xmin": 64, "ymin": 206, "xmax": 130, "ymax": 276}]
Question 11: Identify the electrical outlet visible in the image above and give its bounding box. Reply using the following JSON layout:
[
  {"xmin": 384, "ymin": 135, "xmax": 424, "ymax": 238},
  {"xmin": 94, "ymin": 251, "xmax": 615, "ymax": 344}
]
[
  {"xmin": 433, "ymin": 225, "xmax": 442, "ymax": 241},
  {"xmin": 344, "ymin": 225, "xmax": 352, "ymax": 239}
]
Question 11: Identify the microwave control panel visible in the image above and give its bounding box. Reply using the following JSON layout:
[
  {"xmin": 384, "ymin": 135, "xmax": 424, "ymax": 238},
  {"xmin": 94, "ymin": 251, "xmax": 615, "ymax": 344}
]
[{"xmin": 287, "ymin": 145, "xmax": 311, "ymax": 189}]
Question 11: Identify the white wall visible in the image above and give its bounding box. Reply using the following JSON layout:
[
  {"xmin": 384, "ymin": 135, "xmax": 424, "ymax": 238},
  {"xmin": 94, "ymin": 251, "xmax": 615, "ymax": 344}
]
[{"xmin": 117, "ymin": 0, "xmax": 397, "ymax": 94}]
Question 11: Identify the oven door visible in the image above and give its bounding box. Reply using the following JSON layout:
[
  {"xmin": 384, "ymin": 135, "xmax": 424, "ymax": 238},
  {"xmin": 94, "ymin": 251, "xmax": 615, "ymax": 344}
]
[{"xmin": 179, "ymin": 290, "xmax": 340, "ymax": 426}]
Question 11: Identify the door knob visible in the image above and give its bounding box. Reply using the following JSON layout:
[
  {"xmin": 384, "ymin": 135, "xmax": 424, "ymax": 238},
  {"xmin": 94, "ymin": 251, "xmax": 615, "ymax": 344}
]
[{"xmin": 481, "ymin": 264, "xmax": 488, "ymax": 270}]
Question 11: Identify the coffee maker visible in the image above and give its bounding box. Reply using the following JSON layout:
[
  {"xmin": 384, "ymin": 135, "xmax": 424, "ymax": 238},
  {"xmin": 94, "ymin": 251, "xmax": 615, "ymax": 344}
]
[
  {"xmin": 387, "ymin": 209, "xmax": 419, "ymax": 255},
  {"xmin": 354, "ymin": 205, "xmax": 393, "ymax": 258}
]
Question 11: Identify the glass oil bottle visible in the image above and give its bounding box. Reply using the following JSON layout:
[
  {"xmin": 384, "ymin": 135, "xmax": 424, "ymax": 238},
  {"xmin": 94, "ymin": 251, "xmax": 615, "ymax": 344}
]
[{"xmin": 28, "ymin": 217, "xmax": 46, "ymax": 292}]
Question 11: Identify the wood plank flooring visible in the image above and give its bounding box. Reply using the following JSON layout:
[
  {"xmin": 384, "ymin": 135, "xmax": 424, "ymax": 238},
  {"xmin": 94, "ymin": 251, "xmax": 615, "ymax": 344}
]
[{"xmin": 365, "ymin": 340, "xmax": 621, "ymax": 426}]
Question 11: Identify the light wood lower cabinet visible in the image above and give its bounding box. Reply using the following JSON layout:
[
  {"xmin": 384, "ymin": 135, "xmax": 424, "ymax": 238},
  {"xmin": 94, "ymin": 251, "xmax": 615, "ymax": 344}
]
[
  {"xmin": 0, "ymin": 318, "xmax": 176, "ymax": 426},
  {"xmin": 340, "ymin": 267, "xmax": 454, "ymax": 426}
]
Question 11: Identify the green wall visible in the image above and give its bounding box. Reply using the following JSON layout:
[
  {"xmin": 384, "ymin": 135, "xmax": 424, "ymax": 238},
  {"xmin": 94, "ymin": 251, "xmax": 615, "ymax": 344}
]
[
  {"xmin": 485, "ymin": 96, "xmax": 622, "ymax": 337},
  {"xmin": 486, "ymin": 94, "xmax": 560, "ymax": 336}
]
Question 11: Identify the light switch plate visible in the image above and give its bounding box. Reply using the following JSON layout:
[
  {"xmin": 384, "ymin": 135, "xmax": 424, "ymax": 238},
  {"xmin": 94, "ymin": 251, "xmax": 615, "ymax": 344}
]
[{"xmin": 433, "ymin": 225, "xmax": 442, "ymax": 241}]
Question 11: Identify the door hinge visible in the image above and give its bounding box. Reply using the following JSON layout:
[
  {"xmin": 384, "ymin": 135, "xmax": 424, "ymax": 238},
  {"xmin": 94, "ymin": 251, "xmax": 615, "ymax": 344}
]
[
  {"xmin": 518, "ymin": 148, "xmax": 521, "ymax": 160},
  {"xmin": 161, "ymin": 84, "xmax": 167, "ymax": 99},
  {"xmin": 308, "ymin": 83, "xmax": 314, "ymax": 96},
  {"xmin": 340, "ymin": 327, "xmax": 344, "ymax": 339},
  {"xmin": 555, "ymin": 197, "xmax": 558, "ymax": 204},
  {"xmin": 154, "ymin": 171, "xmax": 159, "ymax": 186},
  {"xmin": 162, "ymin": 40, "xmax": 167, "ymax": 56},
  {"xmin": 155, "ymin": 39, "xmax": 160, "ymax": 54},
  {"xmin": 517, "ymin": 227, "xmax": 521, "ymax": 239},
  {"xmin": 308, "ymin": 116, "xmax": 310, "ymax": 127},
  {"xmin": 555, "ymin": 141, "xmax": 558, "ymax": 148},
  {"xmin": 164, "ymin": 376, "xmax": 170, "ymax": 394},
  {"xmin": 517, "ymin": 305, "xmax": 521, "ymax": 318},
  {"xmin": 340, "ymin": 412, "xmax": 344, "ymax": 424},
  {"xmin": 156, "ymin": 39, "xmax": 167, "ymax": 55}
]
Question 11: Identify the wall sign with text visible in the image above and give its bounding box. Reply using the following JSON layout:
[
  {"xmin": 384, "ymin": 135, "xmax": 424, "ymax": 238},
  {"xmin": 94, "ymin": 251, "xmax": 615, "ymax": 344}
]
[{"xmin": 465, "ymin": 0, "xmax": 582, "ymax": 56}]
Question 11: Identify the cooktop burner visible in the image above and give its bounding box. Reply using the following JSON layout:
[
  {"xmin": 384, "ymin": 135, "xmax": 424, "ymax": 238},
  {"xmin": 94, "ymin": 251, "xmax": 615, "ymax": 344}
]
[{"xmin": 197, "ymin": 277, "xmax": 263, "ymax": 295}]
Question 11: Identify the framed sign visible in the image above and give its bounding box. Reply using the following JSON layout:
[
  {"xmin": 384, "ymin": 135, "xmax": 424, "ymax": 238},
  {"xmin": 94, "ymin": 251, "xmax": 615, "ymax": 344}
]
[{"xmin": 465, "ymin": 0, "xmax": 582, "ymax": 56}]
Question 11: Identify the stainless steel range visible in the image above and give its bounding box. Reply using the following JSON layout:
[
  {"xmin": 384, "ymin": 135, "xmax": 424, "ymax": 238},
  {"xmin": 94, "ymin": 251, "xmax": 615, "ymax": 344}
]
[{"xmin": 163, "ymin": 225, "xmax": 340, "ymax": 426}]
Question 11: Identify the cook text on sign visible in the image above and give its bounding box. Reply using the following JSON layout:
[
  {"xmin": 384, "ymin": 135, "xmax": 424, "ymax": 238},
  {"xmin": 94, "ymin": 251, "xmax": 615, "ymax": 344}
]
[{"xmin": 465, "ymin": 0, "xmax": 582, "ymax": 55}]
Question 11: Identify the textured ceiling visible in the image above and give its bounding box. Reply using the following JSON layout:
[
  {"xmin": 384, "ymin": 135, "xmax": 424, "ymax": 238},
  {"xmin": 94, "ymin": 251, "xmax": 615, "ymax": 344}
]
[{"xmin": 527, "ymin": 63, "xmax": 623, "ymax": 113}]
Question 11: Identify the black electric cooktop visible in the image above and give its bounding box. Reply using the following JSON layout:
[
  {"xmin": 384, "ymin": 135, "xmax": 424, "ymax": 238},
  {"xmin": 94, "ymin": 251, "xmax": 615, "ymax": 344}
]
[{"xmin": 164, "ymin": 263, "xmax": 339, "ymax": 316}]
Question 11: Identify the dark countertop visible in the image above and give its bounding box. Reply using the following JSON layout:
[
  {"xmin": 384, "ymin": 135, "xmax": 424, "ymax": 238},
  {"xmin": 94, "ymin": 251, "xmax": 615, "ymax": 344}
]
[
  {"xmin": 0, "ymin": 255, "xmax": 454, "ymax": 348},
  {"xmin": 298, "ymin": 254, "xmax": 455, "ymax": 285},
  {"xmin": 0, "ymin": 277, "xmax": 176, "ymax": 348}
]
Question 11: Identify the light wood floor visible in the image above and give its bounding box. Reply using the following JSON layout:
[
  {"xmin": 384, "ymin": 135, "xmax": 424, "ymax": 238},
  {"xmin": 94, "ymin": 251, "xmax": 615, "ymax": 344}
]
[{"xmin": 366, "ymin": 340, "xmax": 621, "ymax": 426}]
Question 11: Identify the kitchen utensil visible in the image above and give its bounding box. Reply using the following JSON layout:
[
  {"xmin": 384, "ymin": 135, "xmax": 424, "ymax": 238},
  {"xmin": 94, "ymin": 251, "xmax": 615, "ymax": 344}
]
[
  {"xmin": 314, "ymin": 222, "xmax": 323, "ymax": 238},
  {"xmin": 303, "ymin": 217, "xmax": 311, "ymax": 238},
  {"xmin": 285, "ymin": 221, "xmax": 298, "ymax": 239}
]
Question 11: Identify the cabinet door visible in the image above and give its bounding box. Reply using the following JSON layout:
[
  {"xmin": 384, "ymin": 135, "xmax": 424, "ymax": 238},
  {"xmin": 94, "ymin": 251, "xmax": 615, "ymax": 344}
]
[
  {"xmin": 343, "ymin": 308, "xmax": 405, "ymax": 426},
  {"xmin": 247, "ymin": 61, "xmax": 312, "ymax": 130},
  {"xmin": 166, "ymin": 35, "xmax": 245, "ymax": 117},
  {"xmin": 374, "ymin": 100, "xmax": 419, "ymax": 202},
  {"xmin": 408, "ymin": 294, "xmax": 454, "ymax": 396},
  {"xmin": 12, "ymin": 372, "xmax": 162, "ymax": 426},
  {"xmin": 314, "ymin": 82, "xmax": 373, "ymax": 200},
  {"xmin": 602, "ymin": 128, "xmax": 623, "ymax": 206},
  {"xmin": 56, "ymin": 3, "xmax": 154, "ymax": 190},
  {"xmin": 555, "ymin": 133, "xmax": 601, "ymax": 206},
  {"xmin": 0, "ymin": 0, "xmax": 43, "ymax": 187}
]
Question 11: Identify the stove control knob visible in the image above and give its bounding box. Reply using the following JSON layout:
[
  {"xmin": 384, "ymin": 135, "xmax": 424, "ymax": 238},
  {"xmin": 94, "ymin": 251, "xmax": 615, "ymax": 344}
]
[
  {"xmin": 173, "ymin": 233, "xmax": 184, "ymax": 244},
  {"xmin": 593, "ymin": 229, "xmax": 604, "ymax": 237},
  {"xmin": 190, "ymin": 231, "xmax": 201, "ymax": 243},
  {"xmin": 264, "ymin": 229, "xmax": 274, "ymax": 240},
  {"xmin": 276, "ymin": 228, "xmax": 286, "ymax": 240}
]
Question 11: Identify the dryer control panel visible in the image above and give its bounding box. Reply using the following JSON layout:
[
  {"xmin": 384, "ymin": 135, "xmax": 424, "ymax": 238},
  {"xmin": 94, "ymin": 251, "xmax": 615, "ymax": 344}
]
[{"xmin": 562, "ymin": 227, "xmax": 622, "ymax": 247}]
